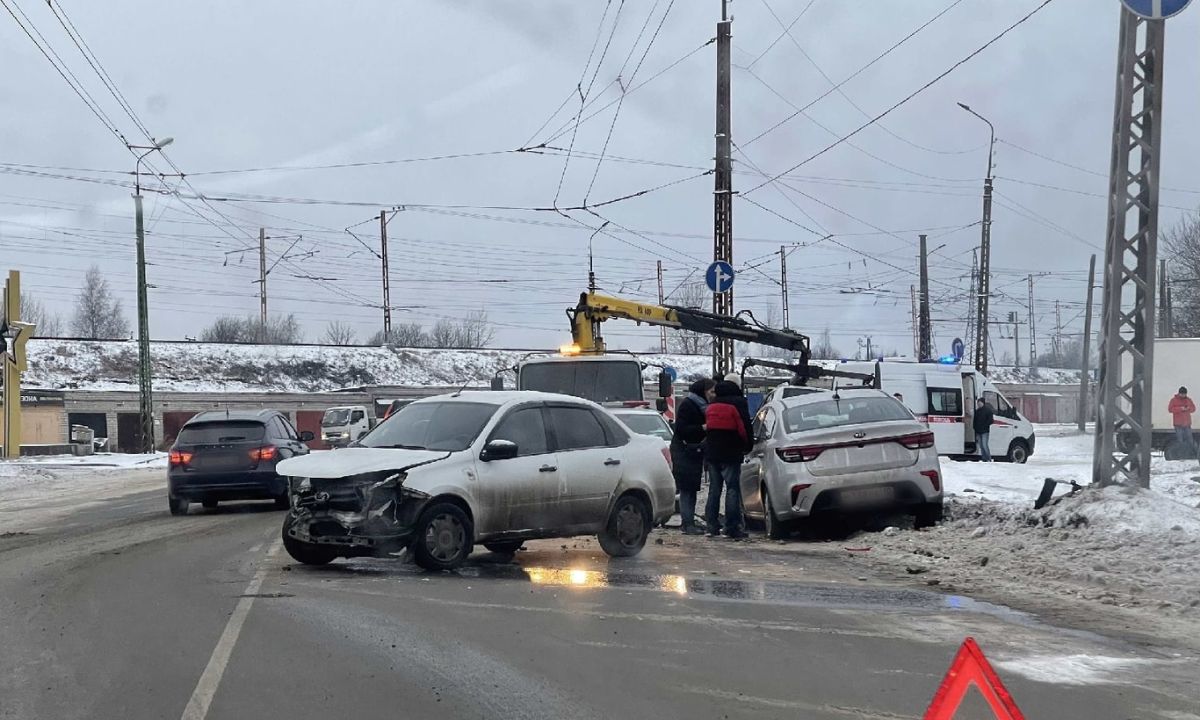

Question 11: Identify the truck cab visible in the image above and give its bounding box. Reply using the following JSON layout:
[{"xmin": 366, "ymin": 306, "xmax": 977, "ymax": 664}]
[
  {"xmin": 495, "ymin": 353, "xmax": 675, "ymax": 417},
  {"xmin": 320, "ymin": 405, "xmax": 373, "ymax": 448},
  {"xmin": 834, "ymin": 359, "xmax": 1036, "ymax": 463}
]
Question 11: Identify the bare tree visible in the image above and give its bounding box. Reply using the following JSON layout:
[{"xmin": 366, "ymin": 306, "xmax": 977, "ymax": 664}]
[
  {"xmin": 453, "ymin": 310, "xmax": 495, "ymax": 348},
  {"xmin": 666, "ymin": 282, "xmax": 710, "ymax": 355},
  {"xmin": 200, "ymin": 316, "xmax": 245, "ymax": 343},
  {"xmin": 200, "ymin": 314, "xmax": 303, "ymax": 344},
  {"xmin": 2, "ymin": 292, "xmax": 62, "ymax": 337},
  {"xmin": 370, "ymin": 322, "xmax": 427, "ymax": 347},
  {"xmin": 323, "ymin": 321, "xmax": 357, "ymax": 345},
  {"xmin": 1164, "ymin": 210, "xmax": 1200, "ymax": 335},
  {"xmin": 428, "ymin": 319, "xmax": 458, "ymax": 348},
  {"xmin": 70, "ymin": 265, "xmax": 129, "ymax": 339},
  {"xmin": 811, "ymin": 327, "xmax": 842, "ymax": 360}
]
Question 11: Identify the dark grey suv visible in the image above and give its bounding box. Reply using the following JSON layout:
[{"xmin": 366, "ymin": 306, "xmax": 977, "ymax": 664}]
[{"xmin": 168, "ymin": 410, "xmax": 313, "ymax": 515}]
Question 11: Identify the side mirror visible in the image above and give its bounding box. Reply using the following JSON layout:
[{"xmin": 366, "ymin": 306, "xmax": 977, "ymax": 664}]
[
  {"xmin": 299, "ymin": 430, "xmax": 315, "ymax": 442},
  {"xmin": 655, "ymin": 398, "xmax": 668, "ymax": 413},
  {"xmin": 481, "ymin": 439, "xmax": 518, "ymax": 462},
  {"xmin": 490, "ymin": 376, "xmax": 505, "ymax": 391},
  {"xmin": 658, "ymin": 371, "xmax": 673, "ymax": 398}
]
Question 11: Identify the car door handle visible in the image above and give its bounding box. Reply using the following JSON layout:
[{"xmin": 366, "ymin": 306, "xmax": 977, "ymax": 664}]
[
  {"xmin": 539, "ymin": 465, "xmax": 557, "ymax": 473},
  {"xmin": 603, "ymin": 458, "xmax": 621, "ymax": 466}
]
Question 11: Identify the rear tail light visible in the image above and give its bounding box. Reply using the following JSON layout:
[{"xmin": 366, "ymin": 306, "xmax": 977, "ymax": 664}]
[
  {"xmin": 920, "ymin": 469, "xmax": 941, "ymax": 491},
  {"xmin": 660, "ymin": 447, "xmax": 672, "ymax": 469},
  {"xmin": 169, "ymin": 449, "xmax": 193, "ymax": 466},
  {"xmin": 790, "ymin": 483, "xmax": 812, "ymax": 507},
  {"xmin": 249, "ymin": 446, "xmax": 278, "ymax": 462},
  {"xmin": 899, "ymin": 431, "xmax": 936, "ymax": 450},
  {"xmin": 777, "ymin": 446, "xmax": 823, "ymax": 463}
]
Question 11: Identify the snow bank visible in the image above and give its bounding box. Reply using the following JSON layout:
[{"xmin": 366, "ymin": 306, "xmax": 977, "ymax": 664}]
[
  {"xmin": 9, "ymin": 452, "xmax": 168, "ymax": 469},
  {"xmin": 0, "ymin": 462, "xmax": 166, "ymax": 534}
]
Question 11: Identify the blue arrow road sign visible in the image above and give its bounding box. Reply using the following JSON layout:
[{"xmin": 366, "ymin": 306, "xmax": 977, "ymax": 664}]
[
  {"xmin": 1122, "ymin": 0, "xmax": 1192, "ymax": 19},
  {"xmin": 706, "ymin": 261, "xmax": 735, "ymax": 293},
  {"xmin": 663, "ymin": 365, "xmax": 678, "ymax": 383}
]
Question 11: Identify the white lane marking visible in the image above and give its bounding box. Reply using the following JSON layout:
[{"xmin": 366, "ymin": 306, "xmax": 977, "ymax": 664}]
[{"xmin": 180, "ymin": 538, "xmax": 280, "ymax": 720}]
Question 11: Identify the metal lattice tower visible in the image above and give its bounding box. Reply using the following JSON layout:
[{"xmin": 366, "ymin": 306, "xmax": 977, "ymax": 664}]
[
  {"xmin": 712, "ymin": 15, "xmax": 734, "ymax": 377},
  {"xmin": 1093, "ymin": 8, "xmax": 1165, "ymax": 489}
]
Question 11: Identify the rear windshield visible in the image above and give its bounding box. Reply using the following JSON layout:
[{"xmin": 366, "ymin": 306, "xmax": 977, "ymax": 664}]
[
  {"xmin": 519, "ymin": 361, "xmax": 643, "ymax": 403},
  {"xmin": 783, "ymin": 396, "xmax": 911, "ymax": 434},
  {"xmin": 178, "ymin": 421, "xmax": 265, "ymax": 444},
  {"xmin": 615, "ymin": 413, "xmax": 672, "ymax": 441},
  {"xmin": 361, "ymin": 401, "xmax": 497, "ymax": 452}
]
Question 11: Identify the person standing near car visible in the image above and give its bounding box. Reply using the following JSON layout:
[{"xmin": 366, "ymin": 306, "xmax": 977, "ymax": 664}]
[
  {"xmin": 704, "ymin": 374, "xmax": 754, "ymax": 539},
  {"xmin": 670, "ymin": 378, "xmax": 716, "ymax": 535},
  {"xmin": 973, "ymin": 397, "xmax": 995, "ymax": 462},
  {"xmin": 1169, "ymin": 386, "xmax": 1195, "ymax": 454}
]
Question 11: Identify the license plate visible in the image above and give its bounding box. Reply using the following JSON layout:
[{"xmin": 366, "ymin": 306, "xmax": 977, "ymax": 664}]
[{"xmin": 841, "ymin": 486, "xmax": 895, "ymax": 506}]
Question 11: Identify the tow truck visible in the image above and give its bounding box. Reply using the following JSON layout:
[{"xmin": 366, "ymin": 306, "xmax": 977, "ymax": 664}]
[{"xmin": 493, "ymin": 292, "xmax": 863, "ymax": 412}]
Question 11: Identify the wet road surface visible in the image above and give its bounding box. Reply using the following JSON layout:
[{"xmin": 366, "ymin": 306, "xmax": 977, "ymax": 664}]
[{"xmin": 1, "ymin": 483, "xmax": 1197, "ymax": 719}]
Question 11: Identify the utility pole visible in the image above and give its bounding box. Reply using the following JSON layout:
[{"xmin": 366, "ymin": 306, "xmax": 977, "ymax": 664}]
[
  {"xmin": 965, "ymin": 250, "xmax": 977, "ymax": 365},
  {"xmin": 1079, "ymin": 254, "xmax": 1096, "ymax": 432},
  {"xmin": 1054, "ymin": 299, "xmax": 1063, "ymax": 362},
  {"xmin": 380, "ymin": 210, "xmax": 392, "ymax": 337},
  {"xmin": 712, "ymin": 1, "xmax": 734, "ymax": 377},
  {"xmin": 958, "ymin": 103, "xmax": 995, "ymax": 376},
  {"xmin": 1094, "ymin": 6, "xmax": 1168, "ymax": 489},
  {"xmin": 910, "ymin": 285, "xmax": 919, "ymax": 357},
  {"xmin": 1027, "ymin": 275, "xmax": 1037, "ymax": 368},
  {"xmin": 918, "ymin": 234, "xmax": 931, "ymax": 360},
  {"xmin": 657, "ymin": 261, "xmax": 667, "ymax": 353},
  {"xmin": 1159, "ymin": 258, "xmax": 1172, "ymax": 337},
  {"xmin": 779, "ymin": 246, "xmax": 790, "ymax": 329},
  {"xmin": 1010, "ymin": 312, "xmax": 1021, "ymax": 369},
  {"xmin": 859, "ymin": 336, "xmax": 873, "ymax": 361},
  {"xmin": 128, "ymin": 137, "xmax": 172, "ymax": 453},
  {"xmin": 258, "ymin": 227, "xmax": 267, "ymax": 326}
]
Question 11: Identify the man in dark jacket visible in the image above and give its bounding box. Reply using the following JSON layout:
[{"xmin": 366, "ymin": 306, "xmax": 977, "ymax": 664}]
[
  {"xmin": 973, "ymin": 397, "xmax": 995, "ymax": 462},
  {"xmin": 704, "ymin": 375, "xmax": 754, "ymax": 539},
  {"xmin": 670, "ymin": 378, "xmax": 716, "ymax": 535}
]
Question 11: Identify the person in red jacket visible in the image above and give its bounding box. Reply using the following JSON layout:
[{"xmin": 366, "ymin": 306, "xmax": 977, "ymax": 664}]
[
  {"xmin": 703, "ymin": 375, "xmax": 754, "ymax": 539},
  {"xmin": 1169, "ymin": 386, "xmax": 1196, "ymax": 453}
]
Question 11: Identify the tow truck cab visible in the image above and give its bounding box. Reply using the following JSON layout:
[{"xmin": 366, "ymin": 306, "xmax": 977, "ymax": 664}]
[
  {"xmin": 495, "ymin": 354, "xmax": 675, "ymax": 418},
  {"xmin": 320, "ymin": 405, "xmax": 373, "ymax": 448}
]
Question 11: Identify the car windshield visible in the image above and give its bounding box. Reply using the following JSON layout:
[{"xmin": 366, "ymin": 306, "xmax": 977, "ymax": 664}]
[
  {"xmin": 519, "ymin": 360, "xmax": 643, "ymax": 403},
  {"xmin": 177, "ymin": 421, "xmax": 265, "ymax": 444},
  {"xmin": 359, "ymin": 401, "xmax": 498, "ymax": 452},
  {"xmin": 615, "ymin": 412, "xmax": 672, "ymax": 441},
  {"xmin": 321, "ymin": 409, "xmax": 351, "ymax": 427},
  {"xmin": 783, "ymin": 396, "xmax": 912, "ymax": 433}
]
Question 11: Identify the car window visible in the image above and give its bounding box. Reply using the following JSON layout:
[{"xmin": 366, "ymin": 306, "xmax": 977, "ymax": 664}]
[
  {"xmin": 927, "ymin": 389, "xmax": 963, "ymax": 417},
  {"xmin": 361, "ymin": 401, "xmax": 498, "ymax": 452},
  {"xmin": 783, "ymin": 396, "xmax": 912, "ymax": 433},
  {"xmin": 548, "ymin": 406, "xmax": 608, "ymax": 450},
  {"xmin": 597, "ymin": 411, "xmax": 631, "ymax": 446},
  {"xmin": 754, "ymin": 407, "xmax": 777, "ymax": 440},
  {"xmin": 351, "ymin": 409, "xmax": 365, "ymax": 422},
  {"xmin": 177, "ymin": 421, "xmax": 265, "ymax": 445},
  {"xmin": 279, "ymin": 416, "xmax": 299, "ymax": 440},
  {"xmin": 488, "ymin": 406, "xmax": 549, "ymax": 457},
  {"xmin": 266, "ymin": 417, "xmax": 285, "ymax": 439},
  {"xmin": 613, "ymin": 412, "xmax": 668, "ymax": 441}
]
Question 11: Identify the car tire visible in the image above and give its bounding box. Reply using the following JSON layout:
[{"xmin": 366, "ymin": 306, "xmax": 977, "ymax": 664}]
[
  {"xmin": 168, "ymin": 495, "xmax": 189, "ymax": 516},
  {"xmin": 598, "ymin": 494, "xmax": 651, "ymax": 558},
  {"xmin": 1006, "ymin": 441, "xmax": 1030, "ymax": 464},
  {"xmin": 914, "ymin": 501, "xmax": 944, "ymax": 529},
  {"xmin": 763, "ymin": 488, "xmax": 788, "ymax": 540},
  {"xmin": 281, "ymin": 516, "xmax": 338, "ymax": 566},
  {"xmin": 483, "ymin": 540, "xmax": 524, "ymax": 555},
  {"xmin": 412, "ymin": 502, "xmax": 474, "ymax": 571},
  {"xmin": 202, "ymin": 500, "xmax": 218, "ymax": 509}
]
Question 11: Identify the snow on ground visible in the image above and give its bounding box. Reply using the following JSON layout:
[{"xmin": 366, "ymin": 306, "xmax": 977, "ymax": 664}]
[
  {"xmin": 0, "ymin": 461, "xmax": 165, "ymax": 534},
  {"xmin": 842, "ymin": 429, "xmax": 1200, "ymax": 650},
  {"xmin": 9, "ymin": 452, "xmax": 168, "ymax": 469}
]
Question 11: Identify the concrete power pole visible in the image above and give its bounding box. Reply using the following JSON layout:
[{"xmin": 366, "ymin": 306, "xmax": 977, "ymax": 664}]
[
  {"xmin": 1159, "ymin": 258, "xmax": 1173, "ymax": 337},
  {"xmin": 958, "ymin": 103, "xmax": 995, "ymax": 376},
  {"xmin": 910, "ymin": 285, "xmax": 919, "ymax": 358},
  {"xmin": 780, "ymin": 246, "xmax": 790, "ymax": 329},
  {"xmin": 1094, "ymin": 6, "xmax": 1168, "ymax": 489},
  {"xmin": 1079, "ymin": 254, "xmax": 1096, "ymax": 432},
  {"xmin": 380, "ymin": 211, "xmax": 392, "ymax": 337},
  {"xmin": 1054, "ymin": 300, "xmax": 1064, "ymax": 362},
  {"xmin": 1027, "ymin": 275, "xmax": 1037, "ymax": 368},
  {"xmin": 258, "ymin": 227, "xmax": 267, "ymax": 327},
  {"xmin": 657, "ymin": 261, "xmax": 667, "ymax": 353},
  {"xmin": 712, "ymin": 2, "xmax": 734, "ymax": 377},
  {"xmin": 1011, "ymin": 312, "xmax": 1021, "ymax": 369},
  {"xmin": 965, "ymin": 250, "xmax": 977, "ymax": 365},
  {"xmin": 918, "ymin": 234, "xmax": 931, "ymax": 360}
]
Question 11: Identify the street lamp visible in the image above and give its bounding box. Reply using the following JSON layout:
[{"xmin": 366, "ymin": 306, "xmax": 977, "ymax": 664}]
[
  {"xmin": 957, "ymin": 103, "xmax": 996, "ymax": 375},
  {"xmin": 126, "ymin": 136, "xmax": 173, "ymax": 453}
]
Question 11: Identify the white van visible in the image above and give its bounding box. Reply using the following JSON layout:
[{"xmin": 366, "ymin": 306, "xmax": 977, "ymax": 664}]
[
  {"xmin": 831, "ymin": 359, "xmax": 1037, "ymax": 463},
  {"xmin": 320, "ymin": 405, "xmax": 373, "ymax": 448}
]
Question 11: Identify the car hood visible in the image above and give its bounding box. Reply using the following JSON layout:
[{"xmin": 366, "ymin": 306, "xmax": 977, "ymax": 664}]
[{"xmin": 276, "ymin": 447, "xmax": 450, "ymax": 479}]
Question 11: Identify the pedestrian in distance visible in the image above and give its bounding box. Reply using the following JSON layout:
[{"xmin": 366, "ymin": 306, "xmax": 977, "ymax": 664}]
[
  {"xmin": 1168, "ymin": 386, "xmax": 1195, "ymax": 456},
  {"xmin": 973, "ymin": 397, "xmax": 995, "ymax": 462},
  {"xmin": 670, "ymin": 378, "xmax": 716, "ymax": 535},
  {"xmin": 703, "ymin": 374, "xmax": 754, "ymax": 540}
]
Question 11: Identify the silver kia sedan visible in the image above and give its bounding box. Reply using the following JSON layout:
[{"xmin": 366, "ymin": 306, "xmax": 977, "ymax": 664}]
[{"xmin": 740, "ymin": 389, "xmax": 943, "ymax": 539}]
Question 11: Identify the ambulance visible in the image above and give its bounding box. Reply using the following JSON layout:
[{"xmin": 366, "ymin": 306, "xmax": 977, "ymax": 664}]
[{"xmin": 831, "ymin": 358, "xmax": 1037, "ymax": 463}]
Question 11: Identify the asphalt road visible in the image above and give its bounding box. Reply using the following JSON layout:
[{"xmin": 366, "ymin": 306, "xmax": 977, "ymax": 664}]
[{"xmin": 1, "ymin": 478, "xmax": 1197, "ymax": 720}]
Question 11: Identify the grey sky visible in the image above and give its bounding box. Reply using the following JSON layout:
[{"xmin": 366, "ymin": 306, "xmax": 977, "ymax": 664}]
[{"xmin": 3, "ymin": 0, "xmax": 1198, "ymax": 358}]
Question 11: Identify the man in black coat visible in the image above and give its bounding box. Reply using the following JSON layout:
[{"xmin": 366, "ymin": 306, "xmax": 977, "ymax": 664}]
[
  {"xmin": 703, "ymin": 375, "xmax": 754, "ymax": 539},
  {"xmin": 973, "ymin": 397, "xmax": 995, "ymax": 462},
  {"xmin": 670, "ymin": 378, "xmax": 716, "ymax": 535}
]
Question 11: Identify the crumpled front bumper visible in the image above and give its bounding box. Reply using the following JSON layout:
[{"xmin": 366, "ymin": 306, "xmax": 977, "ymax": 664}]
[{"xmin": 285, "ymin": 471, "xmax": 429, "ymax": 554}]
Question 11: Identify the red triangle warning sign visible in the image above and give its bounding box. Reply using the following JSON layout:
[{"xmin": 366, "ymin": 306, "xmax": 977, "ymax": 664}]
[{"xmin": 924, "ymin": 637, "xmax": 1026, "ymax": 720}]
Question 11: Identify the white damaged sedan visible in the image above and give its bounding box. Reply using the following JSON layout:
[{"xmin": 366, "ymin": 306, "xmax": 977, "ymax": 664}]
[{"xmin": 276, "ymin": 391, "xmax": 675, "ymax": 570}]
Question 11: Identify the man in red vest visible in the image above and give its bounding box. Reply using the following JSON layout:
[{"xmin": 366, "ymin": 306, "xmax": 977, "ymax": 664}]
[
  {"xmin": 704, "ymin": 375, "xmax": 754, "ymax": 539},
  {"xmin": 1168, "ymin": 386, "xmax": 1195, "ymax": 455}
]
